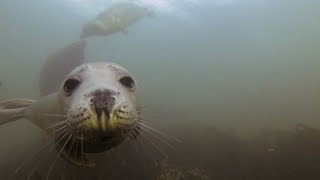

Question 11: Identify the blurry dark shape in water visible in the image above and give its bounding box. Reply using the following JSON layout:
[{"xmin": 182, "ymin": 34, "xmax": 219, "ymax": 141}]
[
  {"xmin": 80, "ymin": 2, "xmax": 154, "ymax": 38},
  {"xmin": 0, "ymin": 81, "xmax": 2, "ymax": 87},
  {"xmin": 295, "ymin": 123, "xmax": 320, "ymax": 136},
  {"xmin": 39, "ymin": 40, "xmax": 86, "ymax": 96}
]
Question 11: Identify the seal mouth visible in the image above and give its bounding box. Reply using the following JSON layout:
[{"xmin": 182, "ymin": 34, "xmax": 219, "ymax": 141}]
[
  {"xmin": 86, "ymin": 126, "xmax": 130, "ymax": 142},
  {"xmin": 66, "ymin": 90, "xmax": 138, "ymax": 147},
  {"xmin": 68, "ymin": 105, "xmax": 135, "ymax": 138},
  {"xmin": 79, "ymin": 126, "xmax": 132, "ymax": 154},
  {"xmin": 59, "ymin": 88, "xmax": 139, "ymax": 167}
]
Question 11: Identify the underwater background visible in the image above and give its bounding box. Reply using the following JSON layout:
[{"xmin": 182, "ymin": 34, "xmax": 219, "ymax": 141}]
[{"xmin": 0, "ymin": 0, "xmax": 320, "ymax": 179}]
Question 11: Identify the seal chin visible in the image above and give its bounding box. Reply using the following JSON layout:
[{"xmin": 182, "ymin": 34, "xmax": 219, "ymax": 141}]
[
  {"xmin": 75, "ymin": 112, "xmax": 137, "ymax": 153},
  {"xmin": 82, "ymin": 128, "xmax": 130, "ymax": 153}
]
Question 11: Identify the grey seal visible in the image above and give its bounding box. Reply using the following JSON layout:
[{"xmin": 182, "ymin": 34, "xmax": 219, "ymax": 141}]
[
  {"xmin": 81, "ymin": 2, "xmax": 153, "ymax": 38},
  {"xmin": 0, "ymin": 41, "xmax": 141, "ymax": 168}
]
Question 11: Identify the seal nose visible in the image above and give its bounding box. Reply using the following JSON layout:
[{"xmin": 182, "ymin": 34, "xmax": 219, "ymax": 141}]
[{"xmin": 90, "ymin": 89, "xmax": 116, "ymax": 118}]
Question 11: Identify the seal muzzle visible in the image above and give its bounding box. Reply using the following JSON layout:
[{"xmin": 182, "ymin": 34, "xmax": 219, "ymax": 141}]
[{"xmin": 90, "ymin": 89, "xmax": 116, "ymax": 120}]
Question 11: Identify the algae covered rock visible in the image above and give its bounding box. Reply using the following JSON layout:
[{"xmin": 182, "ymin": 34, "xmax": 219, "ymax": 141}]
[{"xmin": 157, "ymin": 160, "xmax": 210, "ymax": 180}]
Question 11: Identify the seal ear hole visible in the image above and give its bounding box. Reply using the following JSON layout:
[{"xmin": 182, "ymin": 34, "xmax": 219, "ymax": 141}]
[
  {"xmin": 119, "ymin": 76, "xmax": 135, "ymax": 90},
  {"xmin": 64, "ymin": 78, "xmax": 81, "ymax": 95}
]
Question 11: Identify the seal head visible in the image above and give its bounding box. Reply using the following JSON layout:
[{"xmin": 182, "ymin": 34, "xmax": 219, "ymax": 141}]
[{"xmin": 57, "ymin": 62, "xmax": 139, "ymax": 166}]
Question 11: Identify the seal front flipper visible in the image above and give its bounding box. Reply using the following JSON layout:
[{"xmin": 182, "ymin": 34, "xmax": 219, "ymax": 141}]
[
  {"xmin": 0, "ymin": 99, "xmax": 35, "ymax": 125},
  {"xmin": 39, "ymin": 40, "xmax": 87, "ymax": 97}
]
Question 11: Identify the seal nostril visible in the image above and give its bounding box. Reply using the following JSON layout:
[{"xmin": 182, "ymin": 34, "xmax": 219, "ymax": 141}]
[{"xmin": 90, "ymin": 89, "xmax": 117, "ymax": 119}]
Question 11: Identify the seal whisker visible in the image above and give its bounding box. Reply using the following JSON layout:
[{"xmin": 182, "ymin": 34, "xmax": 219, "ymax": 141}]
[
  {"xmin": 46, "ymin": 120, "xmax": 68, "ymax": 130},
  {"xmin": 128, "ymin": 132, "xmax": 139, "ymax": 152},
  {"xmin": 47, "ymin": 119, "xmax": 68, "ymax": 126},
  {"xmin": 73, "ymin": 138, "xmax": 79, "ymax": 163},
  {"xmin": 67, "ymin": 135, "xmax": 77, "ymax": 159},
  {"xmin": 131, "ymin": 129, "xmax": 159, "ymax": 166},
  {"xmin": 40, "ymin": 113, "xmax": 67, "ymax": 117},
  {"xmin": 46, "ymin": 126, "xmax": 67, "ymax": 139},
  {"xmin": 46, "ymin": 133, "xmax": 73, "ymax": 180},
  {"xmin": 134, "ymin": 129, "xmax": 169, "ymax": 159},
  {"xmin": 71, "ymin": 123, "xmax": 82, "ymax": 162},
  {"xmin": 26, "ymin": 159, "xmax": 41, "ymax": 180},
  {"xmin": 136, "ymin": 115, "xmax": 152, "ymax": 123},
  {"xmin": 14, "ymin": 127, "xmax": 68, "ymax": 176},
  {"xmin": 138, "ymin": 122, "xmax": 182, "ymax": 143},
  {"xmin": 49, "ymin": 130, "xmax": 69, "ymax": 151},
  {"xmin": 48, "ymin": 126, "xmax": 67, "ymax": 138},
  {"xmin": 81, "ymin": 131, "xmax": 84, "ymax": 162},
  {"xmin": 66, "ymin": 124, "xmax": 81, "ymax": 163},
  {"xmin": 14, "ymin": 137, "xmax": 56, "ymax": 175},
  {"xmin": 131, "ymin": 128, "xmax": 144, "ymax": 147},
  {"xmin": 137, "ymin": 125, "xmax": 176, "ymax": 151}
]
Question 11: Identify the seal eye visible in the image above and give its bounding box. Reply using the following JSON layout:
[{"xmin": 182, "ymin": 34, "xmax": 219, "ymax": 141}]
[
  {"xmin": 64, "ymin": 78, "xmax": 81, "ymax": 95},
  {"xmin": 119, "ymin": 76, "xmax": 135, "ymax": 90}
]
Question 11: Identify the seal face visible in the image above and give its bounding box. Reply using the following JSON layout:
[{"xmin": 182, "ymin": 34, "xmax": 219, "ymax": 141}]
[{"xmin": 57, "ymin": 62, "xmax": 139, "ymax": 164}]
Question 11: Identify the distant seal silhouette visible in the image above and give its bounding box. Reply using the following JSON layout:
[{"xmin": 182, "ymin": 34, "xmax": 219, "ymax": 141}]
[
  {"xmin": 0, "ymin": 41, "xmax": 140, "ymax": 168},
  {"xmin": 81, "ymin": 2, "xmax": 153, "ymax": 38}
]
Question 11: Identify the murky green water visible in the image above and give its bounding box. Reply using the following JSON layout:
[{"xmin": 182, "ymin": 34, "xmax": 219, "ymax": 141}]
[{"xmin": 1, "ymin": 0, "xmax": 320, "ymax": 179}]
